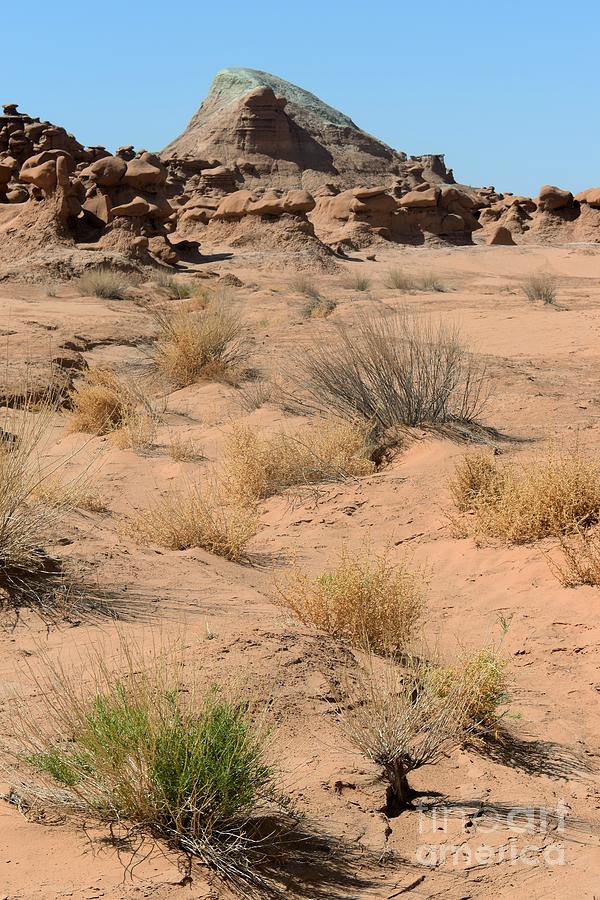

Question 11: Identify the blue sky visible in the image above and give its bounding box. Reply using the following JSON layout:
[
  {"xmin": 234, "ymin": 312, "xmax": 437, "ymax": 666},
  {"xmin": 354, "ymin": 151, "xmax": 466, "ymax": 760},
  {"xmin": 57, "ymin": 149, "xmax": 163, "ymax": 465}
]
[{"xmin": 2, "ymin": 0, "xmax": 597, "ymax": 196}]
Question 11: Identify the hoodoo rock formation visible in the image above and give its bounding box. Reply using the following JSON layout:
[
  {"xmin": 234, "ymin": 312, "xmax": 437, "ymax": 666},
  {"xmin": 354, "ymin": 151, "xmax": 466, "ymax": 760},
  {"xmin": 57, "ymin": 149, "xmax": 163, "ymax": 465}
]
[
  {"xmin": 0, "ymin": 104, "xmax": 180, "ymax": 278},
  {"xmin": 4, "ymin": 70, "xmax": 600, "ymax": 279}
]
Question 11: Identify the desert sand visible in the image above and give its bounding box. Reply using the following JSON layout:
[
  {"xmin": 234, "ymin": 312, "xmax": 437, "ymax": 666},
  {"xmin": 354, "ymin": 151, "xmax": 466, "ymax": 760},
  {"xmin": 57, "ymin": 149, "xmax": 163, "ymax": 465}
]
[{"xmin": 0, "ymin": 242, "xmax": 599, "ymax": 898}]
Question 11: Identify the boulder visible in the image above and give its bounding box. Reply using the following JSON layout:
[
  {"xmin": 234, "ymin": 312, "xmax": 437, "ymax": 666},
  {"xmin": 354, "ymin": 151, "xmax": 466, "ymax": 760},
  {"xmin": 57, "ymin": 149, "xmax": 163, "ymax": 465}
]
[
  {"xmin": 398, "ymin": 186, "xmax": 440, "ymax": 208},
  {"xmin": 82, "ymin": 155, "xmax": 127, "ymax": 187},
  {"xmin": 122, "ymin": 152, "xmax": 166, "ymax": 189},
  {"xmin": 538, "ymin": 184, "xmax": 573, "ymax": 210},
  {"xmin": 575, "ymin": 188, "xmax": 600, "ymax": 209}
]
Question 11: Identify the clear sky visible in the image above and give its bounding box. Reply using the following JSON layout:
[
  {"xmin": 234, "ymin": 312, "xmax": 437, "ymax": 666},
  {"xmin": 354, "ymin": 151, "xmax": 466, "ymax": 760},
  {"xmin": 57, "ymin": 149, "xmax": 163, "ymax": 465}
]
[{"xmin": 2, "ymin": 0, "xmax": 598, "ymax": 197}]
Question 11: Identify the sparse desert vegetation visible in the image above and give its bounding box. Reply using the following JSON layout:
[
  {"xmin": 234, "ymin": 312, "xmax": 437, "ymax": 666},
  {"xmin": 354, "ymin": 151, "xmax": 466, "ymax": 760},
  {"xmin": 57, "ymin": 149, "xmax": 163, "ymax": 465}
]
[
  {"xmin": 383, "ymin": 267, "xmax": 448, "ymax": 292},
  {"xmin": 451, "ymin": 448, "xmax": 600, "ymax": 542},
  {"xmin": 14, "ymin": 640, "xmax": 285, "ymax": 885},
  {"xmin": 295, "ymin": 311, "xmax": 487, "ymax": 436},
  {"xmin": 276, "ymin": 547, "xmax": 425, "ymax": 653},
  {"xmin": 78, "ymin": 267, "xmax": 138, "ymax": 300},
  {"xmin": 3, "ymin": 25, "xmax": 600, "ymax": 897},
  {"xmin": 523, "ymin": 272, "xmax": 558, "ymax": 305},
  {"xmin": 127, "ymin": 482, "xmax": 258, "ymax": 560},
  {"xmin": 153, "ymin": 303, "xmax": 249, "ymax": 387},
  {"xmin": 223, "ymin": 419, "xmax": 375, "ymax": 504}
]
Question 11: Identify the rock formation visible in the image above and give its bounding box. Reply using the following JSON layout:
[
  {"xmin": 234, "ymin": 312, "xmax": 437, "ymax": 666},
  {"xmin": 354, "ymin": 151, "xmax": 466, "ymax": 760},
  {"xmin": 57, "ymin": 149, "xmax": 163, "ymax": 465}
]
[
  {"xmin": 163, "ymin": 68, "xmax": 452, "ymax": 193},
  {"xmin": 0, "ymin": 104, "xmax": 181, "ymax": 277}
]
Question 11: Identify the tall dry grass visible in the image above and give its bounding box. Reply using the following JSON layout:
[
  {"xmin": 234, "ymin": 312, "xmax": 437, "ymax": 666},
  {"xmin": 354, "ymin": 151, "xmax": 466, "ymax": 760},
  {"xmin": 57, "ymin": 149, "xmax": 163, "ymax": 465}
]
[
  {"xmin": 68, "ymin": 367, "xmax": 159, "ymax": 450},
  {"xmin": 293, "ymin": 311, "xmax": 487, "ymax": 437},
  {"xmin": 223, "ymin": 420, "xmax": 375, "ymax": 504},
  {"xmin": 127, "ymin": 482, "xmax": 258, "ymax": 560},
  {"xmin": 153, "ymin": 303, "xmax": 248, "ymax": 388},
  {"xmin": 0, "ymin": 399, "xmax": 93, "ymax": 612},
  {"xmin": 523, "ymin": 272, "xmax": 557, "ymax": 305},
  {"xmin": 78, "ymin": 268, "xmax": 138, "ymax": 300},
  {"xmin": 451, "ymin": 448, "xmax": 600, "ymax": 543},
  {"xmin": 275, "ymin": 547, "xmax": 426, "ymax": 653}
]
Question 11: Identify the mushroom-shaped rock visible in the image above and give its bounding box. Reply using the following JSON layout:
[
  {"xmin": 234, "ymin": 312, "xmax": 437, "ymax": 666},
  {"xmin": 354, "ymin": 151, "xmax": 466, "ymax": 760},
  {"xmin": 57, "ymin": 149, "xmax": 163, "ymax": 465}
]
[
  {"xmin": 575, "ymin": 188, "xmax": 600, "ymax": 209},
  {"xmin": 82, "ymin": 155, "xmax": 127, "ymax": 187},
  {"xmin": 110, "ymin": 196, "xmax": 153, "ymax": 217},
  {"xmin": 538, "ymin": 185, "xmax": 573, "ymax": 210},
  {"xmin": 283, "ymin": 189, "xmax": 315, "ymax": 214},
  {"xmin": 19, "ymin": 159, "xmax": 58, "ymax": 192},
  {"xmin": 488, "ymin": 225, "xmax": 516, "ymax": 246},
  {"xmin": 0, "ymin": 155, "xmax": 18, "ymax": 185},
  {"xmin": 122, "ymin": 152, "xmax": 166, "ymax": 189},
  {"xmin": 249, "ymin": 190, "xmax": 286, "ymax": 215},
  {"xmin": 213, "ymin": 190, "xmax": 255, "ymax": 219},
  {"xmin": 398, "ymin": 186, "xmax": 440, "ymax": 208}
]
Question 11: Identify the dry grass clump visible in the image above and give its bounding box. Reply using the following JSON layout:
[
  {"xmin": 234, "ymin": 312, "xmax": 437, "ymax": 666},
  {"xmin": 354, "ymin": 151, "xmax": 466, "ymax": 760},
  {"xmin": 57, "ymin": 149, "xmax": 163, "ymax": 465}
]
[
  {"xmin": 294, "ymin": 311, "xmax": 487, "ymax": 437},
  {"xmin": 552, "ymin": 526, "xmax": 600, "ymax": 587},
  {"xmin": 276, "ymin": 548, "xmax": 425, "ymax": 653},
  {"xmin": 338, "ymin": 651, "xmax": 498, "ymax": 811},
  {"xmin": 78, "ymin": 267, "xmax": 138, "ymax": 300},
  {"xmin": 0, "ymin": 401, "xmax": 84, "ymax": 612},
  {"xmin": 451, "ymin": 449, "xmax": 600, "ymax": 543},
  {"xmin": 68, "ymin": 368, "xmax": 136, "ymax": 435},
  {"xmin": 236, "ymin": 380, "xmax": 277, "ymax": 412},
  {"xmin": 127, "ymin": 483, "xmax": 257, "ymax": 560},
  {"xmin": 32, "ymin": 475, "xmax": 107, "ymax": 513},
  {"xmin": 343, "ymin": 272, "xmax": 371, "ymax": 292},
  {"xmin": 68, "ymin": 368, "xmax": 158, "ymax": 450},
  {"xmin": 223, "ymin": 420, "xmax": 375, "ymax": 505},
  {"xmin": 12, "ymin": 640, "xmax": 285, "ymax": 887},
  {"xmin": 166, "ymin": 433, "xmax": 203, "ymax": 461},
  {"xmin": 151, "ymin": 270, "xmax": 204, "ymax": 299},
  {"xmin": 428, "ymin": 647, "xmax": 509, "ymax": 739},
  {"xmin": 153, "ymin": 303, "xmax": 248, "ymax": 388},
  {"xmin": 301, "ymin": 295, "xmax": 338, "ymax": 319},
  {"xmin": 523, "ymin": 272, "xmax": 557, "ymax": 305},
  {"xmin": 383, "ymin": 268, "xmax": 447, "ymax": 293},
  {"xmin": 290, "ymin": 273, "xmax": 321, "ymax": 300}
]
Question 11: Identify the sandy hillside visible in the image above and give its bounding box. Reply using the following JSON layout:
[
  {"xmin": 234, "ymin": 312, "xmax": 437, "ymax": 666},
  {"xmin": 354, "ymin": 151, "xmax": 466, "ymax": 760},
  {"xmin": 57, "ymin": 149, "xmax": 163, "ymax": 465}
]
[{"xmin": 0, "ymin": 242, "xmax": 599, "ymax": 899}]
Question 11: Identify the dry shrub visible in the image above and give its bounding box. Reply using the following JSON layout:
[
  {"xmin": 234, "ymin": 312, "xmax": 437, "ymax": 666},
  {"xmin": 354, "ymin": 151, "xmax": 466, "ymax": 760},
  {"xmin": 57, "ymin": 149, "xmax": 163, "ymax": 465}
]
[
  {"xmin": 0, "ymin": 400, "xmax": 84, "ymax": 612},
  {"xmin": 153, "ymin": 303, "xmax": 248, "ymax": 388},
  {"xmin": 236, "ymin": 380, "xmax": 277, "ymax": 412},
  {"xmin": 276, "ymin": 548, "xmax": 425, "ymax": 653},
  {"xmin": 10, "ymin": 638, "xmax": 286, "ymax": 887},
  {"xmin": 383, "ymin": 268, "xmax": 416, "ymax": 291},
  {"xmin": 32, "ymin": 475, "xmax": 107, "ymax": 513},
  {"xmin": 294, "ymin": 311, "xmax": 487, "ymax": 437},
  {"xmin": 223, "ymin": 420, "xmax": 375, "ymax": 504},
  {"xmin": 523, "ymin": 272, "xmax": 557, "ymax": 305},
  {"xmin": 68, "ymin": 368, "xmax": 159, "ymax": 450},
  {"xmin": 290, "ymin": 273, "xmax": 321, "ymax": 300},
  {"xmin": 338, "ymin": 651, "xmax": 497, "ymax": 811},
  {"xmin": 451, "ymin": 449, "xmax": 600, "ymax": 543},
  {"xmin": 343, "ymin": 272, "xmax": 371, "ymax": 292},
  {"xmin": 78, "ymin": 267, "xmax": 138, "ymax": 300},
  {"xmin": 383, "ymin": 268, "xmax": 447, "ymax": 293},
  {"xmin": 166, "ymin": 433, "xmax": 203, "ymax": 461},
  {"xmin": 301, "ymin": 295, "xmax": 337, "ymax": 319},
  {"xmin": 68, "ymin": 368, "xmax": 136, "ymax": 435},
  {"xmin": 552, "ymin": 526, "xmax": 600, "ymax": 586},
  {"xmin": 428, "ymin": 647, "xmax": 509, "ymax": 739},
  {"xmin": 127, "ymin": 483, "xmax": 257, "ymax": 560}
]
